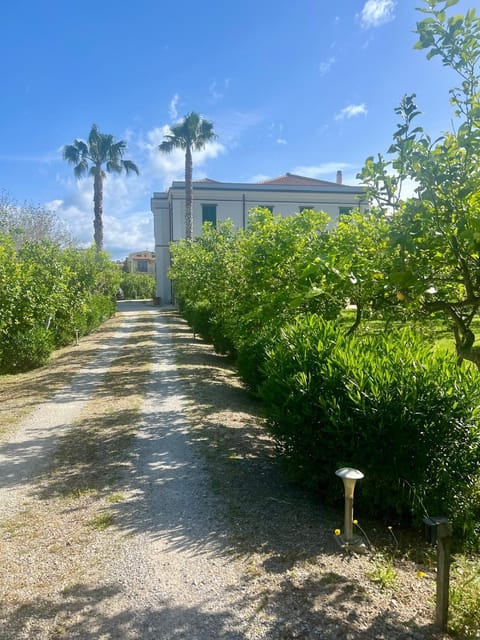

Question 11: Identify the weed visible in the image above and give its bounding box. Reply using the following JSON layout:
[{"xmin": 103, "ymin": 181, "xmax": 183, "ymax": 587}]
[
  {"xmin": 366, "ymin": 553, "xmax": 398, "ymax": 590},
  {"xmin": 448, "ymin": 556, "xmax": 480, "ymax": 638},
  {"xmin": 107, "ymin": 492, "xmax": 125, "ymax": 504},
  {"xmin": 89, "ymin": 511, "xmax": 115, "ymax": 531}
]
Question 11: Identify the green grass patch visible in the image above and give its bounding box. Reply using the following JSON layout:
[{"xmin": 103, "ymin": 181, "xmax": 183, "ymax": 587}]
[
  {"xmin": 449, "ymin": 556, "xmax": 480, "ymax": 638},
  {"xmin": 88, "ymin": 511, "xmax": 115, "ymax": 531}
]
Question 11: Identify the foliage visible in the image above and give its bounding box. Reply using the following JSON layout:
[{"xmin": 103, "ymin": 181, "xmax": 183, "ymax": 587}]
[
  {"xmin": 0, "ymin": 237, "xmax": 120, "ymax": 373},
  {"xmin": 449, "ymin": 556, "xmax": 480, "ymax": 638},
  {"xmin": 63, "ymin": 124, "xmax": 139, "ymax": 251},
  {"xmin": 0, "ymin": 191, "xmax": 73, "ymax": 249},
  {"xmin": 358, "ymin": 0, "xmax": 480, "ymax": 367},
  {"xmin": 159, "ymin": 112, "xmax": 217, "ymax": 240},
  {"xmin": 119, "ymin": 273, "xmax": 156, "ymax": 299},
  {"xmin": 0, "ymin": 327, "xmax": 54, "ymax": 373},
  {"xmin": 169, "ymin": 209, "xmax": 345, "ymax": 390},
  {"xmin": 260, "ymin": 315, "xmax": 480, "ymax": 543},
  {"xmin": 323, "ymin": 211, "xmax": 398, "ymax": 332},
  {"xmin": 166, "ymin": 2, "xmax": 480, "ymax": 552},
  {"xmin": 366, "ymin": 554, "xmax": 398, "ymax": 590},
  {"xmin": 170, "ymin": 219, "xmax": 239, "ymax": 352}
]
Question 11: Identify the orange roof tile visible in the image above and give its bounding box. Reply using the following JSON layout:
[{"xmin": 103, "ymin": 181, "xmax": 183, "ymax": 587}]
[{"xmin": 258, "ymin": 173, "xmax": 340, "ymax": 187}]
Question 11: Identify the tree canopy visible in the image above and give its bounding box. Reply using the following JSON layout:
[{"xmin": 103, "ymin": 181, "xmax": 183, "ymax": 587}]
[
  {"xmin": 63, "ymin": 124, "xmax": 139, "ymax": 251},
  {"xmin": 159, "ymin": 112, "xmax": 217, "ymax": 240}
]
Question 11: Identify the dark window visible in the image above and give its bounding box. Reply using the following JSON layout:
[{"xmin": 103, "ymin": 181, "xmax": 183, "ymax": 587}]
[
  {"xmin": 136, "ymin": 260, "xmax": 148, "ymax": 272},
  {"xmin": 265, "ymin": 205, "xmax": 274, "ymax": 213},
  {"xmin": 202, "ymin": 204, "xmax": 217, "ymax": 227},
  {"xmin": 339, "ymin": 207, "xmax": 353, "ymax": 216},
  {"xmin": 299, "ymin": 206, "xmax": 314, "ymax": 212}
]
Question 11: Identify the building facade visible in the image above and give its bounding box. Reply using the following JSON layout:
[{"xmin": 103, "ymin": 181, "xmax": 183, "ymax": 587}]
[
  {"xmin": 151, "ymin": 172, "xmax": 365, "ymax": 304},
  {"xmin": 124, "ymin": 250, "xmax": 156, "ymax": 274}
]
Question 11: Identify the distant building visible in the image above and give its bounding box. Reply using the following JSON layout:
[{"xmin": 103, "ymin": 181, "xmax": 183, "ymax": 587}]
[
  {"xmin": 125, "ymin": 250, "xmax": 156, "ymax": 275},
  {"xmin": 151, "ymin": 172, "xmax": 366, "ymax": 304}
]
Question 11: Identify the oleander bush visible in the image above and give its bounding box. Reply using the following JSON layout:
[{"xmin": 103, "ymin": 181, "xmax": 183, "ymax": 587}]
[{"xmin": 260, "ymin": 314, "xmax": 480, "ymax": 545}]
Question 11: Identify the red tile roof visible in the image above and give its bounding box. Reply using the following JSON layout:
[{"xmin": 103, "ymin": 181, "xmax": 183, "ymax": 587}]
[{"xmin": 258, "ymin": 173, "xmax": 340, "ymax": 187}]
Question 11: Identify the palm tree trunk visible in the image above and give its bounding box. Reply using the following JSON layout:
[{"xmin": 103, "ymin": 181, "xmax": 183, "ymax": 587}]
[
  {"xmin": 93, "ymin": 167, "xmax": 104, "ymax": 251},
  {"xmin": 185, "ymin": 145, "xmax": 193, "ymax": 240}
]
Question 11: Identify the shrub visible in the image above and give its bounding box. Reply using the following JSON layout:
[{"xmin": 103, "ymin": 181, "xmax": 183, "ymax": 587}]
[
  {"xmin": 119, "ymin": 273, "xmax": 155, "ymax": 300},
  {"xmin": 0, "ymin": 327, "xmax": 54, "ymax": 373},
  {"xmin": 83, "ymin": 295, "xmax": 116, "ymax": 333},
  {"xmin": 260, "ymin": 315, "xmax": 480, "ymax": 545}
]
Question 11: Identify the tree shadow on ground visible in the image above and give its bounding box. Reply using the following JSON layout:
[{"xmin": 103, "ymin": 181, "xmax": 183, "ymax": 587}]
[
  {"xmin": 4, "ymin": 304, "xmax": 444, "ymax": 640},
  {"xmin": 1, "ymin": 581, "xmax": 248, "ymax": 640}
]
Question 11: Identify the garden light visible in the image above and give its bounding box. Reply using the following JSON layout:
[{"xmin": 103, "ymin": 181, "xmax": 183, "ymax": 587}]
[{"xmin": 335, "ymin": 467, "xmax": 364, "ymax": 544}]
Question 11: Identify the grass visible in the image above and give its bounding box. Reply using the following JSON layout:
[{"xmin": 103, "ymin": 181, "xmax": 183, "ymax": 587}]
[
  {"xmin": 366, "ymin": 554, "xmax": 398, "ymax": 590},
  {"xmin": 448, "ymin": 556, "xmax": 480, "ymax": 638},
  {"xmin": 88, "ymin": 511, "xmax": 115, "ymax": 531}
]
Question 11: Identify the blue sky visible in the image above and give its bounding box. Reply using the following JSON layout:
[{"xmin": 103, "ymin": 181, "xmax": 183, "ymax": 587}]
[{"xmin": 0, "ymin": 0, "xmax": 475, "ymax": 259}]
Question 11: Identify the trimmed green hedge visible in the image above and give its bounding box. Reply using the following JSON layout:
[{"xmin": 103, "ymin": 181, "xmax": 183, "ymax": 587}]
[{"xmin": 260, "ymin": 315, "xmax": 480, "ymax": 546}]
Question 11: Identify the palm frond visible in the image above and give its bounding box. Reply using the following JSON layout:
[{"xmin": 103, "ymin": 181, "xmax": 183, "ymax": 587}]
[
  {"xmin": 105, "ymin": 160, "xmax": 123, "ymax": 174},
  {"xmin": 74, "ymin": 159, "xmax": 89, "ymax": 178},
  {"xmin": 122, "ymin": 159, "xmax": 140, "ymax": 175},
  {"xmin": 159, "ymin": 134, "xmax": 186, "ymax": 153}
]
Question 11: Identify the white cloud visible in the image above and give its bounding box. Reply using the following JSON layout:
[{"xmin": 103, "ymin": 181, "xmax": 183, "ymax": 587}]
[
  {"xmin": 139, "ymin": 124, "xmax": 225, "ymax": 190},
  {"xmin": 250, "ymin": 174, "xmax": 271, "ymax": 183},
  {"xmin": 47, "ymin": 102, "xmax": 247, "ymax": 259},
  {"xmin": 291, "ymin": 163, "xmax": 350, "ymax": 180},
  {"xmin": 276, "ymin": 138, "xmax": 287, "ymax": 145},
  {"xmin": 335, "ymin": 103, "xmax": 368, "ymax": 120},
  {"xmin": 319, "ymin": 56, "xmax": 336, "ymax": 76},
  {"xmin": 169, "ymin": 94, "xmax": 180, "ymax": 120},
  {"xmin": 359, "ymin": 0, "xmax": 396, "ymax": 29}
]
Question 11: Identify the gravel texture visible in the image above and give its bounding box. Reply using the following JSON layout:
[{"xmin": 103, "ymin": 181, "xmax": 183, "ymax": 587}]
[{"xmin": 0, "ymin": 301, "xmax": 452, "ymax": 639}]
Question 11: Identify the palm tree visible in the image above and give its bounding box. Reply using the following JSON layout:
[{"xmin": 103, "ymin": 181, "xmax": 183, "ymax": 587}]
[
  {"xmin": 159, "ymin": 112, "xmax": 217, "ymax": 240},
  {"xmin": 63, "ymin": 124, "xmax": 139, "ymax": 251}
]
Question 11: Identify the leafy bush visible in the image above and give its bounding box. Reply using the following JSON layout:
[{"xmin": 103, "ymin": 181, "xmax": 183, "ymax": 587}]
[
  {"xmin": 0, "ymin": 238, "xmax": 120, "ymax": 373},
  {"xmin": 83, "ymin": 295, "xmax": 117, "ymax": 333},
  {"xmin": 260, "ymin": 315, "xmax": 480, "ymax": 544},
  {"xmin": 169, "ymin": 210, "xmax": 343, "ymax": 388},
  {"xmin": 119, "ymin": 273, "xmax": 156, "ymax": 300},
  {"xmin": 0, "ymin": 327, "xmax": 54, "ymax": 373}
]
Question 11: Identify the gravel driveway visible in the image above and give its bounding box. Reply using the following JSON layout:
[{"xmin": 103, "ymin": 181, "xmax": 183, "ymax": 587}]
[
  {"xmin": 0, "ymin": 301, "xmax": 449, "ymax": 640},
  {"xmin": 103, "ymin": 303, "xmax": 262, "ymax": 638}
]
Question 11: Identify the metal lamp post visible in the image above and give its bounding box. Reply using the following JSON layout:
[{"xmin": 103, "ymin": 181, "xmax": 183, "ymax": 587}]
[{"xmin": 335, "ymin": 467, "xmax": 364, "ymax": 543}]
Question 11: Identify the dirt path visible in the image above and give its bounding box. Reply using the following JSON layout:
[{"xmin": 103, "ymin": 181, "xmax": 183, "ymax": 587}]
[
  {"xmin": 0, "ymin": 302, "xmax": 449, "ymax": 639},
  {"xmin": 0, "ymin": 317, "xmax": 135, "ymax": 520}
]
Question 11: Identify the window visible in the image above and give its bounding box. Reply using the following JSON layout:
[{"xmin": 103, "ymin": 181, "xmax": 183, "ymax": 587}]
[
  {"xmin": 299, "ymin": 205, "xmax": 314, "ymax": 212},
  {"xmin": 265, "ymin": 206, "xmax": 274, "ymax": 213},
  {"xmin": 136, "ymin": 260, "xmax": 148, "ymax": 273},
  {"xmin": 339, "ymin": 207, "xmax": 353, "ymax": 216},
  {"xmin": 202, "ymin": 204, "xmax": 217, "ymax": 227}
]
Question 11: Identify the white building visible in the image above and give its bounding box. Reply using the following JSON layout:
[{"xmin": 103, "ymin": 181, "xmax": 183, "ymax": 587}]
[{"xmin": 151, "ymin": 172, "xmax": 365, "ymax": 304}]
